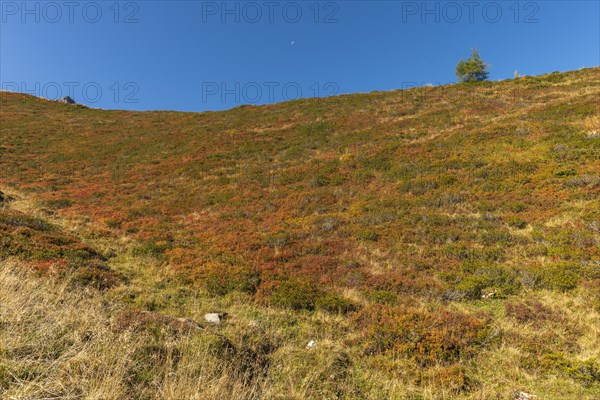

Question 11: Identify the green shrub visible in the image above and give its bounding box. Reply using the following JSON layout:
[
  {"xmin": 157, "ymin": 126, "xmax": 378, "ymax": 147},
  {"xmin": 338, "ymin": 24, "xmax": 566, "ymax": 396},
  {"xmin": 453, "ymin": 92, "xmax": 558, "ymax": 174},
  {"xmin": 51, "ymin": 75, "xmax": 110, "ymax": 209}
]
[
  {"xmin": 131, "ymin": 241, "xmax": 169, "ymax": 258},
  {"xmin": 0, "ymin": 214, "xmax": 51, "ymax": 231},
  {"xmin": 266, "ymin": 279, "xmax": 320, "ymax": 311},
  {"xmin": 263, "ymin": 232, "xmax": 291, "ymax": 248},
  {"xmin": 555, "ymin": 168, "xmax": 576, "ymax": 177},
  {"xmin": 298, "ymin": 121, "xmax": 334, "ymax": 136},
  {"xmin": 69, "ymin": 266, "xmax": 122, "ymax": 291},
  {"xmin": 42, "ymin": 199, "xmax": 73, "ymax": 210},
  {"xmin": 398, "ymin": 179, "xmax": 439, "ymax": 195},
  {"xmin": 506, "ymin": 215, "xmax": 527, "ymax": 229},
  {"xmin": 261, "ymin": 279, "xmax": 356, "ymax": 314},
  {"xmin": 315, "ymin": 291, "xmax": 356, "ymax": 314},
  {"xmin": 365, "ymin": 289, "xmax": 399, "ymax": 305},
  {"xmin": 356, "ymin": 230, "xmax": 379, "ymax": 242},
  {"xmin": 539, "ymin": 263, "xmax": 580, "ymax": 291},
  {"xmin": 358, "ymin": 154, "xmax": 392, "ymax": 172},
  {"xmin": 441, "ymin": 262, "xmax": 519, "ymax": 300},
  {"xmin": 200, "ymin": 266, "xmax": 260, "ymax": 296},
  {"xmin": 105, "ymin": 219, "xmax": 121, "ymax": 229},
  {"xmin": 444, "ymin": 244, "xmax": 505, "ymax": 263},
  {"xmin": 504, "ymin": 201, "xmax": 527, "ymax": 213},
  {"xmin": 542, "ymin": 353, "xmax": 600, "ymax": 387}
]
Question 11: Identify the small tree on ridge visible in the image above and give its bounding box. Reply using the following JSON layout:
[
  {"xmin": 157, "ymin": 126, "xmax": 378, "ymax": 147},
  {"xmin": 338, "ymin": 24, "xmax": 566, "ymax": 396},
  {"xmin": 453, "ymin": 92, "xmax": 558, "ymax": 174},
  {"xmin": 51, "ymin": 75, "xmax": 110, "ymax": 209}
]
[{"xmin": 455, "ymin": 49, "xmax": 489, "ymax": 83}]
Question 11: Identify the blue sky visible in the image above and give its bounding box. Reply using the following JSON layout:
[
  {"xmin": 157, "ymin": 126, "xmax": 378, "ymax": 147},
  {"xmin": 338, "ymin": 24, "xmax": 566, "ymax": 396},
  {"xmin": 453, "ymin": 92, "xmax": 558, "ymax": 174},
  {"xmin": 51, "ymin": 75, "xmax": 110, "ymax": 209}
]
[{"xmin": 1, "ymin": 1, "xmax": 599, "ymax": 111}]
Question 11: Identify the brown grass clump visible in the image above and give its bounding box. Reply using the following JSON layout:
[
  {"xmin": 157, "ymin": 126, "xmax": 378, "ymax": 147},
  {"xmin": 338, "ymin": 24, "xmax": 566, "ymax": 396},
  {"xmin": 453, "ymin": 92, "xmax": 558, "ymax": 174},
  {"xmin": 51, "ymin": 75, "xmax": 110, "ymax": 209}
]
[{"xmin": 505, "ymin": 299, "xmax": 564, "ymax": 326}]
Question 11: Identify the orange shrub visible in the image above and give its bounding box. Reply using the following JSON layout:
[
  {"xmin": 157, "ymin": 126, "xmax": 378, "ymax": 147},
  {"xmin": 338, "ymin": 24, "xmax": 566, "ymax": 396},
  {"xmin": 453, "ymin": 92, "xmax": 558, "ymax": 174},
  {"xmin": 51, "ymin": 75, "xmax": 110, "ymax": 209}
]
[{"xmin": 352, "ymin": 305, "xmax": 493, "ymax": 366}]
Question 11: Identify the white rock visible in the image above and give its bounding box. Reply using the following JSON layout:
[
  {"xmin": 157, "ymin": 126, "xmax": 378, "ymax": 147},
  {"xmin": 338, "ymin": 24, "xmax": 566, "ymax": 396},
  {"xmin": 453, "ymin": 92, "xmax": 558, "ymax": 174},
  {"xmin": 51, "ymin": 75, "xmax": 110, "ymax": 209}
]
[
  {"xmin": 204, "ymin": 313, "xmax": 224, "ymax": 324},
  {"xmin": 513, "ymin": 391, "xmax": 536, "ymax": 400},
  {"xmin": 306, "ymin": 340, "xmax": 317, "ymax": 349}
]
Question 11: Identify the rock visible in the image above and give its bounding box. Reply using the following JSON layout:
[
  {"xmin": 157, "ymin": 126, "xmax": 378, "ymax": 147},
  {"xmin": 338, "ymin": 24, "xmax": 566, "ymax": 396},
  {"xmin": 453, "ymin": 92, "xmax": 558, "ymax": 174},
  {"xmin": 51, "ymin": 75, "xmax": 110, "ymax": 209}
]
[
  {"xmin": 204, "ymin": 312, "xmax": 226, "ymax": 325},
  {"xmin": 58, "ymin": 96, "xmax": 76, "ymax": 104},
  {"xmin": 513, "ymin": 391, "xmax": 536, "ymax": 400},
  {"xmin": 306, "ymin": 340, "xmax": 317, "ymax": 349},
  {"xmin": 481, "ymin": 290, "xmax": 497, "ymax": 299}
]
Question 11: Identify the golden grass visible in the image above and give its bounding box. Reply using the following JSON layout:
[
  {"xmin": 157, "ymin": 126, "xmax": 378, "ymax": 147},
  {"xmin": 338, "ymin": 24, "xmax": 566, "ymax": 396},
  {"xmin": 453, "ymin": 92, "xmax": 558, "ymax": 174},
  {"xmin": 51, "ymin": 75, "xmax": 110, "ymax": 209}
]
[
  {"xmin": 582, "ymin": 115, "xmax": 600, "ymax": 137},
  {"xmin": 0, "ymin": 260, "xmax": 268, "ymax": 399}
]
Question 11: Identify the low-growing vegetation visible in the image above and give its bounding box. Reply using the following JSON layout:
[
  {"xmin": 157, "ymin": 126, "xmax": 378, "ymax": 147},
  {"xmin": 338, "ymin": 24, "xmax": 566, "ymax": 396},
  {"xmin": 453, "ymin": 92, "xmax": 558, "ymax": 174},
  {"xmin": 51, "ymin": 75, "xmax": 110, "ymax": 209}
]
[{"xmin": 1, "ymin": 67, "xmax": 599, "ymax": 398}]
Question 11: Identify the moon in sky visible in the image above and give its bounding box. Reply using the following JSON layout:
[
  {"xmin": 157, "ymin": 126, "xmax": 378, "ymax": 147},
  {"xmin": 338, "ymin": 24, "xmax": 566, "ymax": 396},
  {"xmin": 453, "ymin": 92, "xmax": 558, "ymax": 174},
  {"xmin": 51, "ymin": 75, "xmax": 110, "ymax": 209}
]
[{"xmin": 291, "ymin": 41, "xmax": 295, "ymax": 45}]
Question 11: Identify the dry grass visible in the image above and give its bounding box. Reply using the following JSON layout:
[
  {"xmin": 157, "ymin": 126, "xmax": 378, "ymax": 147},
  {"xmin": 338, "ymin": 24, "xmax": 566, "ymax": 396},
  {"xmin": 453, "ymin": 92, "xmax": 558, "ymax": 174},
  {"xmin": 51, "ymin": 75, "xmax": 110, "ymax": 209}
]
[
  {"xmin": 582, "ymin": 115, "xmax": 600, "ymax": 137},
  {"xmin": 0, "ymin": 261, "xmax": 267, "ymax": 399}
]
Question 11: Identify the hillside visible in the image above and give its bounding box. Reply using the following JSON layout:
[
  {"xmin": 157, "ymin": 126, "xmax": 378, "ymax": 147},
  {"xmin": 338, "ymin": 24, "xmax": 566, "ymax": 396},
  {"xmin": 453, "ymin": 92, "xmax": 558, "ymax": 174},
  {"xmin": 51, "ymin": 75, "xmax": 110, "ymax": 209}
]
[{"xmin": 1, "ymin": 68, "xmax": 599, "ymax": 399}]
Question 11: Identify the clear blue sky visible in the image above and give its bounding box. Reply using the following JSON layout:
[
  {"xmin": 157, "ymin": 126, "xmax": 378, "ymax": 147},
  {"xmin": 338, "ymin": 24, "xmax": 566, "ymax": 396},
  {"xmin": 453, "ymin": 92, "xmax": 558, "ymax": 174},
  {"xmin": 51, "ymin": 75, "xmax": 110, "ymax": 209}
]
[{"xmin": 1, "ymin": 1, "xmax": 598, "ymax": 111}]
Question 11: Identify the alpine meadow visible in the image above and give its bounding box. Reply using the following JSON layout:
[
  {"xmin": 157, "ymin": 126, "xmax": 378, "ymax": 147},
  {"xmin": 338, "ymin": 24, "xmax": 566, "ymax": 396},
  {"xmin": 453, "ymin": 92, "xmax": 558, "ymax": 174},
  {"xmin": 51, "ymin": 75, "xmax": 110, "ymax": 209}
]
[{"xmin": 1, "ymin": 66, "xmax": 599, "ymax": 399}]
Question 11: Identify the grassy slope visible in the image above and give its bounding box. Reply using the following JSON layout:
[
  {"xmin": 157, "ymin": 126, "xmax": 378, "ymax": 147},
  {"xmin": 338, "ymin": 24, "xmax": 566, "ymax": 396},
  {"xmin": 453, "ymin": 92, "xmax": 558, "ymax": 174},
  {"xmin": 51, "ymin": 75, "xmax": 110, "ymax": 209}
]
[{"xmin": 1, "ymin": 68, "xmax": 599, "ymax": 399}]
